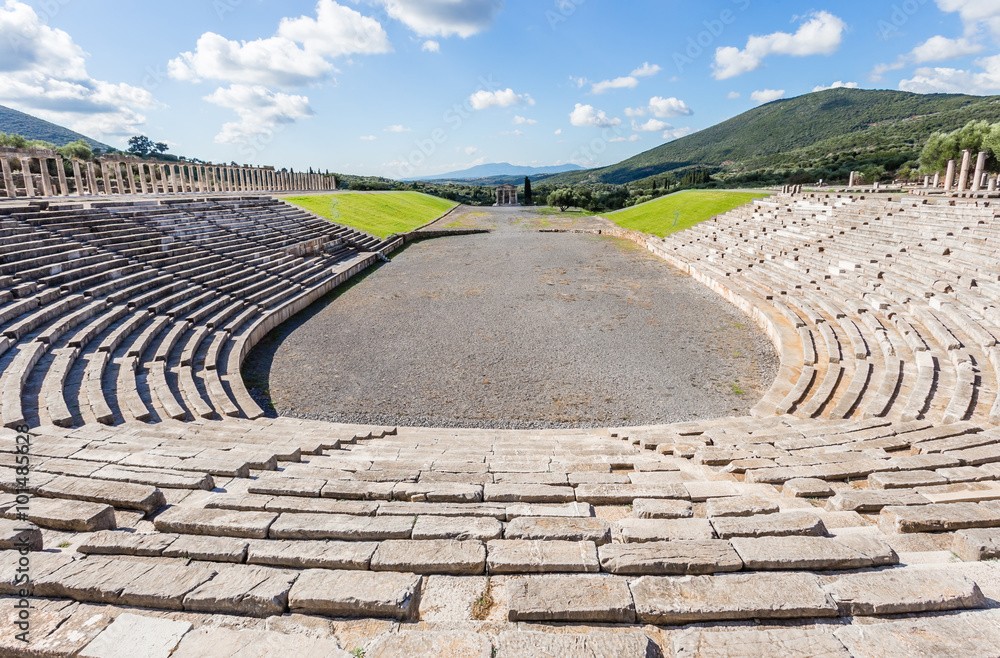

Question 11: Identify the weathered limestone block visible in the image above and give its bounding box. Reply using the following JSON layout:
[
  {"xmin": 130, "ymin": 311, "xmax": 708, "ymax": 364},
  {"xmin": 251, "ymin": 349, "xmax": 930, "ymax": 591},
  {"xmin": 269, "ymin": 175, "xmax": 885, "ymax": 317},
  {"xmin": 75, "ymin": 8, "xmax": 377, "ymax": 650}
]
[
  {"xmin": 320, "ymin": 480, "xmax": 395, "ymax": 500},
  {"xmin": 826, "ymin": 490, "xmax": 930, "ymax": 513},
  {"xmin": 266, "ymin": 498, "xmax": 379, "ymax": 516},
  {"xmin": 504, "ymin": 516, "xmax": 611, "ymax": 545},
  {"xmin": 78, "ymin": 530, "xmax": 175, "ymax": 557},
  {"xmin": 506, "ymin": 575, "xmax": 635, "ymax": 622},
  {"xmin": 248, "ymin": 476, "xmax": 326, "ymax": 497},
  {"xmin": 783, "ymin": 478, "xmax": 835, "ymax": 498},
  {"xmin": 380, "ymin": 502, "xmax": 506, "ymax": 519},
  {"xmin": 505, "ymin": 501, "xmax": 594, "ymax": 520},
  {"xmin": 574, "ymin": 484, "xmax": 688, "ymax": 504},
  {"xmin": 706, "ymin": 495, "xmax": 780, "ymax": 518},
  {"xmin": 495, "ymin": 630, "xmax": 655, "ymax": 658},
  {"xmin": 878, "ymin": 502, "xmax": 1000, "ymax": 533},
  {"xmin": 953, "ymin": 528, "xmax": 1000, "ymax": 561},
  {"xmin": 825, "ymin": 569, "xmax": 986, "ymax": 615},
  {"xmin": 869, "ymin": 470, "xmax": 948, "ymax": 490},
  {"xmin": 483, "ymin": 484, "xmax": 575, "ymax": 503},
  {"xmin": 672, "ymin": 627, "xmax": 849, "ymax": 658},
  {"xmin": 411, "ymin": 515, "xmax": 502, "ymax": 541},
  {"xmin": 918, "ymin": 481, "xmax": 1000, "ymax": 504},
  {"xmin": 628, "ymin": 472, "xmax": 685, "ymax": 486},
  {"xmin": 288, "ymin": 569, "xmax": 422, "ymax": 620},
  {"xmin": 0, "ymin": 517, "xmax": 42, "ymax": 551},
  {"xmin": 79, "ymin": 613, "xmax": 192, "ymax": 658},
  {"xmin": 4, "ymin": 498, "xmax": 115, "ymax": 532},
  {"xmin": 834, "ymin": 610, "xmax": 1000, "ymax": 658},
  {"xmin": 599, "ymin": 540, "xmax": 743, "ymax": 575},
  {"xmin": 614, "ymin": 518, "xmax": 716, "ymax": 543},
  {"xmin": 486, "ymin": 539, "xmax": 599, "ymax": 573},
  {"xmin": 683, "ymin": 482, "xmax": 744, "ymax": 502},
  {"xmin": 710, "ymin": 512, "xmax": 826, "ymax": 539},
  {"xmin": 248, "ymin": 539, "xmax": 377, "ymax": 570},
  {"xmin": 371, "ymin": 539, "xmax": 486, "ymax": 575},
  {"xmin": 183, "ymin": 564, "xmax": 298, "ymax": 617},
  {"xmin": 161, "ymin": 534, "xmax": 250, "ymax": 562},
  {"xmin": 392, "ymin": 483, "xmax": 483, "ymax": 503},
  {"xmin": 730, "ymin": 535, "xmax": 898, "ymax": 570},
  {"xmin": 632, "ymin": 498, "xmax": 693, "ymax": 519},
  {"xmin": 171, "ymin": 627, "xmax": 350, "ymax": 658},
  {"xmin": 366, "ymin": 631, "xmax": 493, "ymax": 658},
  {"xmin": 37, "ymin": 475, "xmax": 166, "ymax": 513},
  {"xmin": 153, "ymin": 506, "xmax": 276, "ymax": 539},
  {"xmin": 630, "ymin": 572, "xmax": 837, "ymax": 624},
  {"xmin": 119, "ymin": 563, "xmax": 218, "ymax": 610},
  {"xmin": 269, "ymin": 513, "xmax": 413, "ymax": 540}
]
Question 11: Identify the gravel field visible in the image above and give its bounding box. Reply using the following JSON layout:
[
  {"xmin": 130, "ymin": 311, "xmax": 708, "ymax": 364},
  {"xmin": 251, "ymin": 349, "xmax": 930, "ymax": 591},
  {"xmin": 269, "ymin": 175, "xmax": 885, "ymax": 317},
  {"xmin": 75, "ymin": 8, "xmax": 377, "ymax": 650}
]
[{"xmin": 244, "ymin": 206, "xmax": 779, "ymax": 429}]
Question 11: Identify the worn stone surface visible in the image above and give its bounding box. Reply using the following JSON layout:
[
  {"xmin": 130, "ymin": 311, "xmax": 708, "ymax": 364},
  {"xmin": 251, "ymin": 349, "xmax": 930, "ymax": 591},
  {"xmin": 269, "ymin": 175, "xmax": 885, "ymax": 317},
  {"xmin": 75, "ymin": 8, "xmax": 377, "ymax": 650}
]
[
  {"xmin": 79, "ymin": 612, "xmax": 192, "ymax": 658},
  {"xmin": 504, "ymin": 516, "xmax": 611, "ymax": 545},
  {"xmin": 879, "ymin": 502, "xmax": 1000, "ymax": 533},
  {"xmin": 366, "ymin": 631, "xmax": 493, "ymax": 658},
  {"xmin": 953, "ymin": 528, "xmax": 1000, "ymax": 561},
  {"xmin": 505, "ymin": 501, "xmax": 594, "ymax": 520},
  {"xmin": 614, "ymin": 518, "xmax": 715, "ymax": 543},
  {"xmin": 506, "ymin": 575, "xmax": 635, "ymax": 622},
  {"xmin": 869, "ymin": 470, "xmax": 948, "ymax": 490},
  {"xmin": 711, "ymin": 512, "xmax": 826, "ymax": 539},
  {"xmin": 370, "ymin": 539, "xmax": 486, "ymax": 575},
  {"xmin": 731, "ymin": 535, "xmax": 898, "ymax": 570},
  {"xmin": 38, "ymin": 476, "xmax": 166, "ymax": 513},
  {"xmin": 249, "ymin": 476, "xmax": 326, "ymax": 497},
  {"xmin": 834, "ymin": 610, "xmax": 1000, "ymax": 658},
  {"xmin": 783, "ymin": 478, "xmax": 835, "ymax": 498},
  {"xmin": 171, "ymin": 627, "xmax": 350, "ymax": 657},
  {"xmin": 4, "ymin": 498, "xmax": 115, "ymax": 532},
  {"xmin": 269, "ymin": 513, "xmax": 413, "ymax": 540},
  {"xmin": 672, "ymin": 627, "xmax": 849, "ymax": 657},
  {"xmin": 599, "ymin": 540, "xmax": 743, "ymax": 575},
  {"xmin": 826, "ymin": 490, "xmax": 930, "ymax": 513},
  {"xmin": 495, "ymin": 630, "xmax": 656, "ymax": 658},
  {"xmin": 825, "ymin": 569, "xmax": 986, "ymax": 615},
  {"xmin": 119, "ymin": 563, "xmax": 218, "ymax": 610},
  {"xmin": 248, "ymin": 539, "xmax": 377, "ymax": 570},
  {"xmin": 632, "ymin": 498, "xmax": 693, "ymax": 519},
  {"xmin": 575, "ymin": 484, "xmax": 688, "ymax": 504},
  {"xmin": 392, "ymin": 483, "xmax": 483, "ymax": 503},
  {"xmin": 483, "ymin": 484, "xmax": 574, "ymax": 503},
  {"xmin": 153, "ymin": 506, "xmax": 275, "ymax": 539},
  {"xmin": 630, "ymin": 572, "xmax": 838, "ymax": 624},
  {"xmin": 289, "ymin": 569, "xmax": 422, "ymax": 620},
  {"xmin": 161, "ymin": 534, "xmax": 249, "ymax": 562},
  {"xmin": 77, "ymin": 530, "xmax": 176, "ymax": 557},
  {"xmin": 486, "ymin": 539, "xmax": 599, "ymax": 573},
  {"xmin": 411, "ymin": 515, "xmax": 502, "ymax": 541},
  {"xmin": 183, "ymin": 564, "xmax": 298, "ymax": 617},
  {"xmin": 706, "ymin": 495, "xmax": 780, "ymax": 518}
]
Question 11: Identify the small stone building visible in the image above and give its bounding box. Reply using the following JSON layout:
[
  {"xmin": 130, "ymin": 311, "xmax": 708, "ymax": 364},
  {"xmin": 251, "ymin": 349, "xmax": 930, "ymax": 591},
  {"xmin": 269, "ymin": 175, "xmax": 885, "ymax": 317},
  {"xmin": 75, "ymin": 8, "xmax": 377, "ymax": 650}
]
[{"xmin": 495, "ymin": 184, "xmax": 519, "ymax": 206}]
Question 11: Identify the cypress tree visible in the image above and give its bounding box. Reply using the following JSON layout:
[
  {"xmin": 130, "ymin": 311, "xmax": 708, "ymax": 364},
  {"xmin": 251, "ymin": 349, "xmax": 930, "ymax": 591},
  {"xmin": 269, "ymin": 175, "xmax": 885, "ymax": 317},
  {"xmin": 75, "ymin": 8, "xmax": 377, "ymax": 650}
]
[{"xmin": 524, "ymin": 177, "xmax": 533, "ymax": 206}]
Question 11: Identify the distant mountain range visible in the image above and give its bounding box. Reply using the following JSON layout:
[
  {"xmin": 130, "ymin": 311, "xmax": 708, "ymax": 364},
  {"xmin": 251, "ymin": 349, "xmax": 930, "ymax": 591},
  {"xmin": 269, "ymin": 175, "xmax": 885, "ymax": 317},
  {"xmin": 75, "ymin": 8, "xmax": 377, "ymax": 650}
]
[
  {"xmin": 407, "ymin": 162, "xmax": 584, "ymax": 181},
  {"xmin": 0, "ymin": 104, "xmax": 112, "ymax": 151}
]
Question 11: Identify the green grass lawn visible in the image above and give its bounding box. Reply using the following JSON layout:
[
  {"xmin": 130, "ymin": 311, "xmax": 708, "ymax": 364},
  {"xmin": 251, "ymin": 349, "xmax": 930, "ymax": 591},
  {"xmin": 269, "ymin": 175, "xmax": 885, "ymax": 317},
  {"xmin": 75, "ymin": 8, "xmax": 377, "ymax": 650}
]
[
  {"xmin": 606, "ymin": 190, "xmax": 767, "ymax": 238},
  {"xmin": 285, "ymin": 192, "xmax": 457, "ymax": 238}
]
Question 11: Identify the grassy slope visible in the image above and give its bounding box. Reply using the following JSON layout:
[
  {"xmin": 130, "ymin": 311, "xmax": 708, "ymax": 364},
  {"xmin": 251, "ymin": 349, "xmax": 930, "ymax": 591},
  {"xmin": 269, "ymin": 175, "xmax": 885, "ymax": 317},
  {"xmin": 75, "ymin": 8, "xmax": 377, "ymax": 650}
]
[
  {"xmin": 0, "ymin": 104, "xmax": 112, "ymax": 151},
  {"xmin": 286, "ymin": 192, "xmax": 457, "ymax": 238},
  {"xmin": 544, "ymin": 89, "xmax": 1000, "ymax": 185},
  {"xmin": 606, "ymin": 190, "xmax": 765, "ymax": 238}
]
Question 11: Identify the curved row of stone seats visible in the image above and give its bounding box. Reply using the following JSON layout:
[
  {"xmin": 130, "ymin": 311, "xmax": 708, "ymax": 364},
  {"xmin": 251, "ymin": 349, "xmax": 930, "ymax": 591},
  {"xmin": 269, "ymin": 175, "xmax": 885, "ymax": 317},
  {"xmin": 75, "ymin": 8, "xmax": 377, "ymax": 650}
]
[
  {"xmin": 4, "ymin": 418, "xmax": 999, "ymax": 656},
  {"xmin": 649, "ymin": 194, "xmax": 1000, "ymax": 427},
  {"xmin": 0, "ymin": 197, "xmax": 390, "ymax": 430}
]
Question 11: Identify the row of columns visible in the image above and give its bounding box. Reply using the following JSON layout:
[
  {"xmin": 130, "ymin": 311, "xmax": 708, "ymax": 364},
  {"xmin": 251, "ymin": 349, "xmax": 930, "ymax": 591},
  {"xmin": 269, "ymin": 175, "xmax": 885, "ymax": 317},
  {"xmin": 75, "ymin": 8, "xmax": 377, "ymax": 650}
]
[
  {"xmin": 495, "ymin": 187, "xmax": 518, "ymax": 206},
  {"xmin": 926, "ymin": 150, "xmax": 997, "ymax": 194},
  {"xmin": 0, "ymin": 153, "xmax": 335, "ymax": 199}
]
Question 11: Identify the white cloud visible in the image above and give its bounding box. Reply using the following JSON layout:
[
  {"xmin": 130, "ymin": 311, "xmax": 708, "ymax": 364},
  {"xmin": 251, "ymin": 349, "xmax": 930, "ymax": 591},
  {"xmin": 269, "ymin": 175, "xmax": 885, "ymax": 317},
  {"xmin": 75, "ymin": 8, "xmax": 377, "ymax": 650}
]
[
  {"xmin": 385, "ymin": 124, "xmax": 412, "ymax": 132},
  {"xmin": 727, "ymin": 91, "xmax": 742, "ymax": 99},
  {"xmin": 569, "ymin": 103, "xmax": 621, "ymax": 128},
  {"xmin": 899, "ymin": 54, "xmax": 1000, "ymax": 94},
  {"xmin": 625, "ymin": 96, "xmax": 692, "ymax": 119},
  {"xmin": 663, "ymin": 127, "xmax": 692, "ymax": 141},
  {"xmin": 870, "ymin": 61, "xmax": 905, "ymax": 82},
  {"xmin": 170, "ymin": 1, "xmax": 391, "ymax": 87},
  {"xmin": 591, "ymin": 76, "xmax": 639, "ymax": 94},
  {"xmin": 813, "ymin": 80, "xmax": 859, "ymax": 92},
  {"xmin": 632, "ymin": 118, "xmax": 671, "ymax": 132},
  {"xmin": 712, "ymin": 11, "xmax": 847, "ymax": 79},
  {"xmin": 569, "ymin": 76, "xmax": 588, "ymax": 89},
  {"xmin": 554, "ymin": 128, "xmax": 563, "ymax": 135},
  {"xmin": 463, "ymin": 146, "xmax": 479, "ymax": 155},
  {"xmin": 205, "ymin": 84, "xmax": 313, "ymax": 144},
  {"xmin": 935, "ymin": 0, "xmax": 1000, "ymax": 40},
  {"xmin": 631, "ymin": 62, "xmax": 662, "ymax": 77},
  {"xmin": 422, "ymin": 40, "xmax": 441, "ymax": 52},
  {"xmin": 0, "ymin": 1, "xmax": 156, "ymax": 139},
  {"xmin": 469, "ymin": 88, "xmax": 533, "ymax": 110},
  {"xmin": 513, "ymin": 115, "xmax": 537, "ymax": 125},
  {"xmin": 610, "ymin": 135, "xmax": 641, "ymax": 143},
  {"xmin": 911, "ymin": 35, "xmax": 983, "ymax": 62},
  {"xmin": 372, "ymin": 0, "xmax": 504, "ymax": 38},
  {"xmin": 500, "ymin": 129, "xmax": 523, "ymax": 136},
  {"xmin": 751, "ymin": 88, "xmax": 786, "ymax": 104},
  {"xmin": 360, "ymin": 135, "xmax": 377, "ymax": 140}
]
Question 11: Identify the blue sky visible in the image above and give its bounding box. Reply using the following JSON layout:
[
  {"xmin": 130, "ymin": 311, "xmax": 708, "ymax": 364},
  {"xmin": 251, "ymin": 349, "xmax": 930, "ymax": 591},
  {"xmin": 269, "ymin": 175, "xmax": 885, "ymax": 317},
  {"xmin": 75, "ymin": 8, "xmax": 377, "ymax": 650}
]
[{"xmin": 1, "ymin": 0, "xmax": 998, "ymax": 178}]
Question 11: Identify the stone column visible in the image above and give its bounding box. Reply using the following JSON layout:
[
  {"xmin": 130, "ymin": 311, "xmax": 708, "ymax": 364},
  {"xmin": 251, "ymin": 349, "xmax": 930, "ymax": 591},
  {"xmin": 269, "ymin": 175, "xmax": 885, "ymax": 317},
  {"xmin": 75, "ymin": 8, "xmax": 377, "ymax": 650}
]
[
  {"xmin": 1, "ymin": 157, "xmax": 15, "ymax": 198},
  {"xmin": 847, "ymin": 172, "xmax": 855, "ymax": 187},
  {"xmin": 37, "ymin": 157, "xmax": 54, "ymax": 196},
  {"xmin": 958, "ymin": 149, "xmax": 972, "ymax": 192},
  {"xmin": 85, "ymin": 161, "xmax": 98, "ymax": 195},
  {"xmin": 972, "ymin": 151, "xmax": 988, "ymax": 192},
  {"xmin": 923, "ymin": 175, "xmax": 930, "ymax": 188},
  {"xmin": 20, "ymin": 158, "xmax": 36, "ymax": 197},
  {"xmin": 932, "ymin": 172, "xmax": 940, "ymax": 188},
  {"xmin": 70, "ymin": 159, "xmax": 83, "ymax": 196},
  {"xmin": 115, "ymin": 161, "xmax": 127, "ymax": 194},
  {"xmin": 990, "ymin": 175, "xmax": 998, "ymax": 192},
  {"xmin": 944, "ymin": 159, "xmax": 957, "ymax": 191},
  {"xmin": 137, "ymin": 164, "xmax": 148, "ymax": 194},
  {"xmin": 54, "ymin": 156, "xmax": 69, "ymax": 196}
]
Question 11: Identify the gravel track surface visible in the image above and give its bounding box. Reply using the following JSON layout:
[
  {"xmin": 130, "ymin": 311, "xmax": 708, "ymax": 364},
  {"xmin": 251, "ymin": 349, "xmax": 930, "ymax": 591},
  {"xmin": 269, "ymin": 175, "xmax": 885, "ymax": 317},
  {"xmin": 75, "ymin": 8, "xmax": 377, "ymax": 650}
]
[{"xmin": 244, "ymin": 206, "xmax": 779, "ymax": 429}]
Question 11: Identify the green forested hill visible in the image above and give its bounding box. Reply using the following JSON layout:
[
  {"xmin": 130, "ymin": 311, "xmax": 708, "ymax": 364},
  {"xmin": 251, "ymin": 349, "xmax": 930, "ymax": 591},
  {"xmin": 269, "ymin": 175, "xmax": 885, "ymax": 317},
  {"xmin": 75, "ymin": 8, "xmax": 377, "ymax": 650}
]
[
  {"xmin": 0, "ymin": 104, "xmax": 111, "ymax": 151},
  {"xmin": 545, "ymin": 89, "xmax": 1000, "ymax": 186}
]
